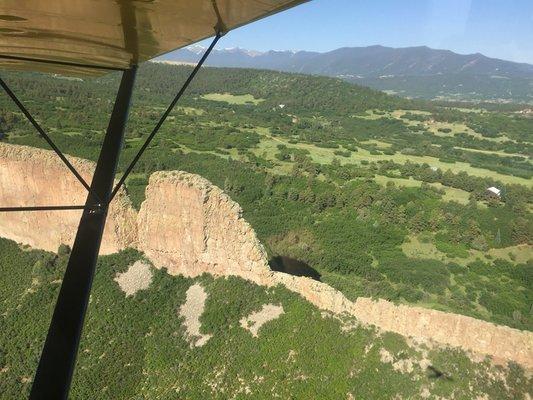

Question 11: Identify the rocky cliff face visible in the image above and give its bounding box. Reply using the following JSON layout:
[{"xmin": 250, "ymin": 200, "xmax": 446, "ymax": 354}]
[
  {"xmin": 1, "ymin": 143, "xmax": 531, "ymax": 369},
  {"xmin": 0, "ymin": 143, "xmax": 137, "ymax": 254},
  {"xmin": 136, "ymin": 168, "xmax": 533, "ymax": 369},
  {"xmin": 137, "ymin": 171, "xmax": 272, "ymax": 283}
]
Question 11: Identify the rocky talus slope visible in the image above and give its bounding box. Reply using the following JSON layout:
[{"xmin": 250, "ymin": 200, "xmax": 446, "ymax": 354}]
[{"xmin": 1, "ymin": 143, "xmax": 531, "ymax": 369}]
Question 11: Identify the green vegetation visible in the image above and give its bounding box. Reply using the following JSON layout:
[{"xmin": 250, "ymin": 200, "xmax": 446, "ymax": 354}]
[
  {"xmin": 0, "ymin": 238, "xmax": 530, "ymax": 399},
  {"xmin": 0, "ymin": 62, "xmax": 532, "ymax": 398},
  {"xmin": 201, "ymin": 92, "xmax": 265, "ymax": 105},
  {"xmin": 0, "ymin": 64, "xmax": 531, "ymax": 331}
]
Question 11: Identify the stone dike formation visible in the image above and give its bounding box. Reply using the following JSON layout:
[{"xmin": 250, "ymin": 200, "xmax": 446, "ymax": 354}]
[{"xmin": 1, "ymin": 142, "xmax": 531, "ymax": 369}]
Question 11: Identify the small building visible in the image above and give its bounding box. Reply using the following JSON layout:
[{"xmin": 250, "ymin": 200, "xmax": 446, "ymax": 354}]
[
  {"xmin": 278, "ymin": 104, "xmax": 286, "ymax": 109},
  {"xmin": 486, "ymin": 186, "xmax": 501, "ymax": 198}
]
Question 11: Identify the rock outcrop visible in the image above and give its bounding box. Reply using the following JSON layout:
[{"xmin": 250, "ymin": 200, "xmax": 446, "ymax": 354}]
[
  {"xmin": 352, "ymin": 298, "xmax": 533, "ymax": 368},
  {"xmin": 1, "ymin": 143, "xmax": 532, "ymax": 369},
  {"xmin": 137, "ymin": 171, "xmax": 272, "ymax": 284},
  {"xmin": 136, "ymin": 168, "xmax": 533, "ymax": 369},
  {"xmin": 0, "ymin": 143, "xmax": 137, "ymax": 254}
]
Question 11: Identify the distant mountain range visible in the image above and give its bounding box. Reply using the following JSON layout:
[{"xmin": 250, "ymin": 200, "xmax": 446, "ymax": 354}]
[{"xmin": 159, "ymin": 45, "xmax": 533, "ymax": 103}]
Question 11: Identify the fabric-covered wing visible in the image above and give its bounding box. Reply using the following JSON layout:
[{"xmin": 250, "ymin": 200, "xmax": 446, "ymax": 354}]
[{"xmin": 0, "ymin": 0, "xmax": 307, "ymax": 76}]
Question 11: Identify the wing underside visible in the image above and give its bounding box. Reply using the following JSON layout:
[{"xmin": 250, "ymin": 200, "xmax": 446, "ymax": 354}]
[{"xmin": 0, "ymin": 0, "xmax": 307, "ymax": 76}]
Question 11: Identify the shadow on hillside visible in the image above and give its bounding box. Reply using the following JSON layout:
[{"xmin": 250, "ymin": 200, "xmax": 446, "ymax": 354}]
[{"xmin": 269, "ymin": 256, "xmax": 321, "ymax": 281}]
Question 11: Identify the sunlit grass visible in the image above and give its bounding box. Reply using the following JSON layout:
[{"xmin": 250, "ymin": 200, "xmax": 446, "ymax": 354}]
[{"xmin": 201, "ymin": 92, "xmax": 265, "ymax": 105}]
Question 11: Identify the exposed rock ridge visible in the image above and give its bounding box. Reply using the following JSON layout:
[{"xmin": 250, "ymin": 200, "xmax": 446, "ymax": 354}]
[
  {"xmin": 0, "ymin": 142, "xmax": 137, "ymax": 254},
  {"xmin": 137, "ymin": 170, "xmax": 272, "ymax": 283},
  {"xmin": 0, "ymin": 143, "xmax": 531, "ymax": 369},
  {"xmin": 137, "ymin": 170, "xmax": 533, "ymax": 369}
]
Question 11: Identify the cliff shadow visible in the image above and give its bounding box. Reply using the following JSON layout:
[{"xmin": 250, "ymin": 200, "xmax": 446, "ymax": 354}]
[{"xmin": 269, "ymin": 256, "xmax": 321, "ymax": 281}]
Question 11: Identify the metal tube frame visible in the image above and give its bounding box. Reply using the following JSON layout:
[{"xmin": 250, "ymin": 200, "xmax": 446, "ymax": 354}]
[
  {"xmin": 109, "ymin": 32, "xmax": 222, "ymax": 201},
  {"xmin": 28, "ymin": 65, "xmax": 138, "ymax": 399},
  {"xmin": 0, "ymin": 77, "xmax": 100, "ymax": 203},
  {"xmin": 0, "ymin": 205, "xmax": 90, "ymax": 212}
]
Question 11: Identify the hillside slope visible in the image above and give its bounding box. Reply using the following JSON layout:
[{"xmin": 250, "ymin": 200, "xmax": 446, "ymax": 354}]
[
  {"xmin": 1, "ymin": 65, "xmax": 531, "ymax": 336},
  {"xmin": 1, "ymin": 64, "xmax": 532, "ymax": 398},
  {"xmin": 161, "ymin": 45, "xmax": 533, "ymax": 102},
  {"xmin": 2, "ymin": 238, "xmax": 531, "ymax": 399}
]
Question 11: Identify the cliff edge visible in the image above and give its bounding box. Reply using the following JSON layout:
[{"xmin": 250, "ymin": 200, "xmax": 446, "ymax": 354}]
[
  {"xmin": 0, "ymin": 142, "xmax": 531, "ymax": 369},
  {"xmin": 138, "ymin": 168, "xmax": 533, "ymax": 369},
  {"xmin": 137, "ymin": 171, "xmax": 272, "ymax": 284},
  {"xmin": 0, "ymin": 143, "xmax": 137, "ymax": 254}
]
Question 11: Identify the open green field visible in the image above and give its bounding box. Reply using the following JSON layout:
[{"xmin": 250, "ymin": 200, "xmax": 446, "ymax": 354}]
[
  {"xmin": 201, "ymin": 92, "xmax": 265, "ymax": 105},
  {"xmin": 373, "ymin": 175, "xmax": 471, "ymax": 204},
  {"xmin": 455, "ymin": 146, "xmax": 530, "ymax": 160},
  {"xmin": 248, "ymin": 126, "xmax": 532, "ymax": 186},
  {"xmin": 402, "ymin": 235, "xmax": 532, "ymax": 266}
]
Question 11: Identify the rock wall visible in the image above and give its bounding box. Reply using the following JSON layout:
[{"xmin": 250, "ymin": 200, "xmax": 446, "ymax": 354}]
[
  {"xmin": 1, "ymin": 143, "xmax": 531, "ymax": 369},
  {"xmin": 271, "ymin": 275, "xmax": 533, "ymax": 368},
  {"xmin": 135, "ymin": 169, "xmax": 533, "ymax": 370},
  {"xmin": 137, "ymin": 171, "xmax": 272, "ymax": 284},
  {"xmin": 352, "ymin": 298, "xmax": 533, "ymax": 368},
  {"xmin": 0, "ymin": 143, "xmax": 137, "ymax": 254}
]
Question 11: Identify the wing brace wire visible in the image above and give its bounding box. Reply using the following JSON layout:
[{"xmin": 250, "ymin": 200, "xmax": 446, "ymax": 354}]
[
  {"xmin": 0, "ymin": 205, "xmax": 93, "ymax": 212},
  {"xmin": 0, "ymin": 31, "xmax": 221, "ymax": 211},
  {"xmin": 109, "ymin": 32, "xmax": 222, "ymax": 202},
  {"xmin": 0, "ymin": 77, "xmax": 102, "ymax": 208}
]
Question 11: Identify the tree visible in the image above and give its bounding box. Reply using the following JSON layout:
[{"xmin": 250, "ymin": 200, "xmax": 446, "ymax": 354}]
[
  {"xmin": 511, "ymin": 218, "xmax": 531, "ymax": 244},
  {"xmin": 494, "ymin": 228, "xmax": 502, "ymax": 246},
  {"xmin": 57, "ymin": 244, "xmax": 71, "ymax": 258}
]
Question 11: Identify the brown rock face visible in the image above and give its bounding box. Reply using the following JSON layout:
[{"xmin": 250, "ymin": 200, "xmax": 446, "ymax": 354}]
[
  {"xmin": 0, "ymin": 143, "xmax": 137, "ymax": 254},
  {"xmin": 136, "ymin": 170, "xmax": 533, "ymax": 370},
  {"xmin": 1, "ymin": 144, "xmax": 531, "ymax": 369},
  {"xmin": 352, "ymin": 298, "xmax": 533, "ymax": 368},
  {"xmin": 137, "ymin": 171, "xmax": 272, "ymax": 283}
]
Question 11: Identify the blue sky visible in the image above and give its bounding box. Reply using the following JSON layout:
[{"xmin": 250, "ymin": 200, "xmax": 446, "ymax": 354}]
[{"xmin": 203, "ymin": 0, "xmax": 533, "ymax": 64}]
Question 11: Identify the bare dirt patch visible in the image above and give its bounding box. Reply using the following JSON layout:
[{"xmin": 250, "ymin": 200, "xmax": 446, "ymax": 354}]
[
  {"xmin": 240, "ymin": 304, "xmax": 285, "ymax": 337},
  {"xmin": 179, "ymin": 284, "xmax": 212, "ymax": 347},
  {"xmin": 114, "ymin": 260, "xmax": 153, "ymax": 297}
]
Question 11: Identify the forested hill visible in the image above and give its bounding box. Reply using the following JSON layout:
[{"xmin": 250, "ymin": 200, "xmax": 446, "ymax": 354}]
[
  {"xmin": 141, "ymin": 64, "xmax": 421, "ymax": 118},
  {"xmin": 160, "ymin": 45, "xmax": 533, "ymax": 103},
  {"xmin": 140, "ymin": 64, "xmax": 414, "ymax": 113},
  {"xmin": 1, "ymin": 63, "xmax": 410, "ymax": 116}
]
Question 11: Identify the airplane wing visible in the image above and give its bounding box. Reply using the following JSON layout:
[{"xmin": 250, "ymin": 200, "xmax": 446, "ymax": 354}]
[{"xmin": 0, "ymin": 0, "xmax": 307, "ymax": 76}]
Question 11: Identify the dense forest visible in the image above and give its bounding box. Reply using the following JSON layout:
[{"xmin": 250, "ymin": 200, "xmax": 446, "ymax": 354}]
[
  {"xmin": 0, "ymin": 238, "xmax": 531, "ymax": 399},
  {"xmin": 0, "ymin": 64, "xmax": 531, "ymax": 329},
  {"xmin": 0, "ymin": 63, "xmax": 531, "ymax": 397}
]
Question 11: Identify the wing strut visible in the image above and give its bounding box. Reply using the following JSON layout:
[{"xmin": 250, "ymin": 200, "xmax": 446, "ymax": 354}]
[
  {"xmin": 0, "ymin": 205, "xmax": 90, "ymax": 212},
  {"xmin": 0, "ymin": 77, "xmax": 101, "ymax": 203},
  {"xmin": 21, "ymin": 31, "xmax": 222, "ymax": 400},
  {"xmin": 28, "ymin": 66, "xmax": 137, "ymax": 400}
]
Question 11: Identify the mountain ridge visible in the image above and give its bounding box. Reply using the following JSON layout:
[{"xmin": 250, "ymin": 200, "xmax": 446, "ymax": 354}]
[
  {"xmin": 159, "ymin": 44, "xmax": 533, "ymax": 102},
  {"xmin": 161, "ymin": 44, "xmax": 533, "ymax": 77}
]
